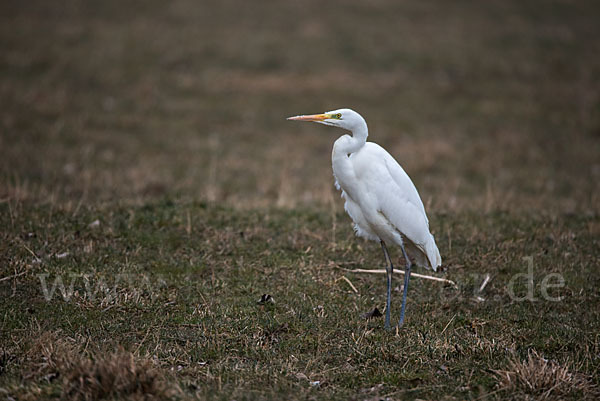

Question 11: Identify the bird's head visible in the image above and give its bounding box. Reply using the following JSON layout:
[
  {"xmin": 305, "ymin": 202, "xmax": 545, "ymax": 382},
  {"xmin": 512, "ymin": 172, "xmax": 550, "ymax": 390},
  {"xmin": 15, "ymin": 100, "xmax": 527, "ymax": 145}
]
[{"xmin": 287, "ymin": 108, "xmax": 366, "ymax": 132}]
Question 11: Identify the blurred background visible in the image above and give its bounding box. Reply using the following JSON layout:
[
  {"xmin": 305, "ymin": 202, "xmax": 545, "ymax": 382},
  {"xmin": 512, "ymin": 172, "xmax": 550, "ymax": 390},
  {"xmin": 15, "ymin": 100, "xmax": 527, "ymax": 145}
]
[{"xmin": 2, "ymin": 0, "xmax": 599, "ymax": 214}]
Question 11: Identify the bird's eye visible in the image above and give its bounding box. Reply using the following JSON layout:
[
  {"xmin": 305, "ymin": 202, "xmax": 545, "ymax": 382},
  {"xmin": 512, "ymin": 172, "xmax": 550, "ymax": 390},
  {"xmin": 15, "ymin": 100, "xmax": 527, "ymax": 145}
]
[{"xmin": 334, "ymin": 113, "xmax": 342, "ymax": 119}]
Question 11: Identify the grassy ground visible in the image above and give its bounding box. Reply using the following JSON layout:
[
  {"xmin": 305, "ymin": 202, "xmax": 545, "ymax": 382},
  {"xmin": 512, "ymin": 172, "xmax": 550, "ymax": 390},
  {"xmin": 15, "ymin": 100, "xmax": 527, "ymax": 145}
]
[{"xmin": 1, "ymin": 0, "xmax": 599, "ymax": 399}]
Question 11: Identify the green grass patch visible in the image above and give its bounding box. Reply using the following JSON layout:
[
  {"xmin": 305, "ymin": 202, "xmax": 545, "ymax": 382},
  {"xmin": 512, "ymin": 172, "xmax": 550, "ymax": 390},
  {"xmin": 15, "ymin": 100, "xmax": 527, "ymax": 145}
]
[{"xmin": 1, "ymin": 201, "xmax": 598, "ymax": 399}]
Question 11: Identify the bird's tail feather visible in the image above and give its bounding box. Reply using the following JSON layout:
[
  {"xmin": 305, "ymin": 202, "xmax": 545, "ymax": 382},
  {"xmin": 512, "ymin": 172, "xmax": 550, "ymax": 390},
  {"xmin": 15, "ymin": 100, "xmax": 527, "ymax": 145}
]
[
  {"xmin": 425, "ymin": 235, "xmax": 442, "ymax": 272},
  {"xmin": 400, "ymin": 234, "xmax": 442, "ymax": 271}
]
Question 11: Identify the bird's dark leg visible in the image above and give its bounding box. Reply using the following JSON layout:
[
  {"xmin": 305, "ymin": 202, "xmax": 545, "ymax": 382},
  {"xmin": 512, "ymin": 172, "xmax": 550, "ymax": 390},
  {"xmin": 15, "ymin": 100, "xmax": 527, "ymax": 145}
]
[
  {"xmin": 397, "ymin": 243, "xmax": 412, "ymax": 328},
  {"xmin": 380, "ymin": 240, "xmax": 394, "ymax": 330}
]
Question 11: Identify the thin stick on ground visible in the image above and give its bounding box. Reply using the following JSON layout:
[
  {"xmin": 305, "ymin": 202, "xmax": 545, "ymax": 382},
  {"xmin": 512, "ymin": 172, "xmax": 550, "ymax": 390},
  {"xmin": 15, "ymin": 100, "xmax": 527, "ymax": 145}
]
[
  {"xmin": 337, "ymin": 275, "xmax": 359, "ymax": 293},
  {"xmin": 343, "ymin": 268, "xmax": 457, "ymax": 287},
  {"xmin": 0, "ymin": 270, "xmax": 27, "ymax": 282}
]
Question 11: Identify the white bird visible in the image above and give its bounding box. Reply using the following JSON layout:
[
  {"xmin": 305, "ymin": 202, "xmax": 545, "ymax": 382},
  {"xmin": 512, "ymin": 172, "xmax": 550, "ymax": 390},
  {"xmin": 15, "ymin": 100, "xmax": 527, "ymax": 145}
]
[{"xmin": 287, "ymin": 108, "xmax": 441, "ymax": 329}]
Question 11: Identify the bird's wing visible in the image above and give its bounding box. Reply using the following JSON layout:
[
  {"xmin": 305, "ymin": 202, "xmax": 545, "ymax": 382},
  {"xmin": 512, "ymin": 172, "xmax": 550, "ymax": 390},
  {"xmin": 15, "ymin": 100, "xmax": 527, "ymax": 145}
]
[
  {"xmin": 365, "ymin": 143, "xmax": 429, "ymax": 225},
  {"xmin": 382, "ymin": 151, "xmax": 429, "ymax": 226},
  {"xmin": 356, "ymin": 143, "xmax": 431, "ymax": 245}
]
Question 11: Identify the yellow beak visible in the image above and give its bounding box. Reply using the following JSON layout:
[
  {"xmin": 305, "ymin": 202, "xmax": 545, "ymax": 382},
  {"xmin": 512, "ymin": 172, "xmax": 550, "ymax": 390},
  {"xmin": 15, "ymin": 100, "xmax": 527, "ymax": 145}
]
[{"xmin": 287, "ymin": 113, "xmax": 330, "ymax": 122}]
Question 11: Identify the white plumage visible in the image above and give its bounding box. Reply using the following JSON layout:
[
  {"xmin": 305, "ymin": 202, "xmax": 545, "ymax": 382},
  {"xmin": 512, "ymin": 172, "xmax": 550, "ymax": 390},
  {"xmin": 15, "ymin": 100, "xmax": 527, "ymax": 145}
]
[
  {"xmin": 333, "ymin": 141, "xmax": 441, "ymax": 270},
  {"xmin": 288, "ymin": 108, "xmax": 441, "ymax": 329}
]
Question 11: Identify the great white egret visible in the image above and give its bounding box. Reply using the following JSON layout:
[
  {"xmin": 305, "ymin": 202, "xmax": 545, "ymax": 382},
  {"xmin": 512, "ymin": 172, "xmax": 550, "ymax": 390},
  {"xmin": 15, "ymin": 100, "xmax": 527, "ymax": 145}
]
[{"xmin": 287, "ymin": 108, "xmax": 441, "ymax": 329}]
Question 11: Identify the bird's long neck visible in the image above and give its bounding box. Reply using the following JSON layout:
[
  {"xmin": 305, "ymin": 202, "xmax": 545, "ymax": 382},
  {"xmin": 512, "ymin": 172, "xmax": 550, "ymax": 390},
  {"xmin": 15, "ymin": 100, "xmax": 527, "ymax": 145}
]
[
  {"xmin": 332, "ymin": 122, "xmax": 368, "ymax": 157},
  {"xmin": 331, "ymin": 121, "xmax": 368, "ymax": 193}
]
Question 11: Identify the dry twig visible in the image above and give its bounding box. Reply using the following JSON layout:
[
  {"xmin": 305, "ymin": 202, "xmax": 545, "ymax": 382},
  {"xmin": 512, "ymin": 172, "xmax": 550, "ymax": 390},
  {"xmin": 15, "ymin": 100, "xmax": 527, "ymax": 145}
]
[{"xmin": 343, "ymin": 268, "xmax": 457, "ymax": 287}]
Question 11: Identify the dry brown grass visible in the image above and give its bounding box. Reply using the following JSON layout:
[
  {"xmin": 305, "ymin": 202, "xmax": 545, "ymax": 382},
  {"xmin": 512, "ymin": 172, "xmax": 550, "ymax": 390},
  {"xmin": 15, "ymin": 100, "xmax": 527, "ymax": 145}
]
[
  {"xmin": 63, "ymin": 351, "xmax": 173, "ymax": 401},
  {"xmin": 20, "ymin": 331, "xmax": 77, "ymax": 383},
  {"xmin": 13, "ymin": 332, "xmax": 178, "ymax": 401},
  {"xmin": 493, "ymin": 350, "xmax": 599, "ymax": 400},
  {"xmin": 1, "ymin": 0, "xmax": 599, "ymax": 214}
]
